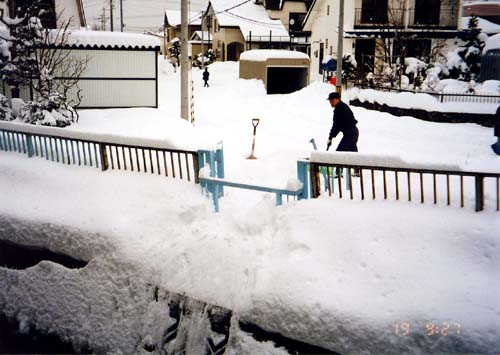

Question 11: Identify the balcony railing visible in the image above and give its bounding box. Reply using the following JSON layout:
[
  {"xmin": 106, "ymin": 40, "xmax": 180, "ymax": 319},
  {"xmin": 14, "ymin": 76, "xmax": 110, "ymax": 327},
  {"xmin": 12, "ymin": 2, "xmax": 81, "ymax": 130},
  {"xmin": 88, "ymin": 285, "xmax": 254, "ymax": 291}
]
[
  {"xmin": 409, "ymin": 7, "xmax": 458, "ymax": 28},
  {"xmin": 354, "ymin": 7, "xmax": 458, "ymax": 29},
  {"xmin": 354, "ymin": 8, "xmax": 404, "ymax": 27}
]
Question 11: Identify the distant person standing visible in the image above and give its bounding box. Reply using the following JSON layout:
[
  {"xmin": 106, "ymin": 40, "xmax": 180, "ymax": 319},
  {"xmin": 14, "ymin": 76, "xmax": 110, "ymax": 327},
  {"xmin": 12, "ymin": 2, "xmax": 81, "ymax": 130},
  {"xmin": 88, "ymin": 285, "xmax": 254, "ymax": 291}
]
[
  {"xmin": 203, "ymin": 68, "xmax": 210, "ymax": 87},
  {"xmin": 326, "ymin": 92, "xmax": 359, "ymax": 176},
  {"xmin": 492, "ymin": 105, "xmax": 500, "ymax": 155}
]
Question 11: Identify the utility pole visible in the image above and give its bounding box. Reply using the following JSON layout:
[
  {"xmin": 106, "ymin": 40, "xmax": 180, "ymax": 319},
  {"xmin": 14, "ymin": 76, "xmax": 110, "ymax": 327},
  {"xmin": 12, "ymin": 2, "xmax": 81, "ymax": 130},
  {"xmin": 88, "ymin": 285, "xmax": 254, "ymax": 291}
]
[
  {"xmin": 201, "ymin": 11, "xmax": 205, "ymax": 69},
  {"xmin": 109, "ymin": 0, "xmax": 114, "ymax": 31},
  {"xmin": 336, "ymin": 0, "xmax": 344, "ymax": 94},
  {"xmin": 180, "ymin": 0, "xmax": 189, "ymax": 120},
  {"xmin": 120, "ymin": 0, "xmax": 124, "ymax": 32},
  {"xmin": 98, "ymin": 7, "xmax": 107, "ymax": 31},
  {"xmin": 163, "ymin": 17, "xmax": 167, "ymax": 60}
]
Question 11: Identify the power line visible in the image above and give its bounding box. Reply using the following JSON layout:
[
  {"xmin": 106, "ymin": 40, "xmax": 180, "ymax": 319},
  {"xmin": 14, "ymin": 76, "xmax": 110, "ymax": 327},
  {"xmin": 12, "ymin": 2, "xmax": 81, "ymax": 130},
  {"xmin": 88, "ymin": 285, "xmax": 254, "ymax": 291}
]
[{"xmin": 223, "ymin": 11, "xmax": 286, "ymax": 28}]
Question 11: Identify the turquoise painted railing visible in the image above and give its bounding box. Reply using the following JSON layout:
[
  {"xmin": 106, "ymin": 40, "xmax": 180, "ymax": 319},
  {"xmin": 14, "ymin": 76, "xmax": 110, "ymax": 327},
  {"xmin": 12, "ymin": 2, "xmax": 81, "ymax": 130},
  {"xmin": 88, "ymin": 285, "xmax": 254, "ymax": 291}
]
[{"xmin": 0, "ymin": 125, "xmax": 205, "ymax": 184}]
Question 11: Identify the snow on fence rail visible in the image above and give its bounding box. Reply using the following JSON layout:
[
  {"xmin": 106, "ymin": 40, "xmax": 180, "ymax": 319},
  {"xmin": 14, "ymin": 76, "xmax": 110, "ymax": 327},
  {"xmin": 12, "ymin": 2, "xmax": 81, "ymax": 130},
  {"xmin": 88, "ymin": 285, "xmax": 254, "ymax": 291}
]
[
  {"xmin": 0, "ymin": 122, "xmax": 206, "ymax": 184},
  {"xmin": 358, "ymin": 84, "xmax": 500, "ymax": 104},
  {"xmin": 304, "ymin": 152, "xmax": 500, "ymax": 212}
]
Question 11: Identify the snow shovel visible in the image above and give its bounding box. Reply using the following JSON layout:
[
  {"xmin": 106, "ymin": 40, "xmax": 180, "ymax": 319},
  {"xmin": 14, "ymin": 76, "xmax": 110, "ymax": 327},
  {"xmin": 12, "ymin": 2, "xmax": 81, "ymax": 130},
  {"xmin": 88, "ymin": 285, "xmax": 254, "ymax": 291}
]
[{"xmin": 247, "ymin": 118, "xmax": 260, "ymax": 159}]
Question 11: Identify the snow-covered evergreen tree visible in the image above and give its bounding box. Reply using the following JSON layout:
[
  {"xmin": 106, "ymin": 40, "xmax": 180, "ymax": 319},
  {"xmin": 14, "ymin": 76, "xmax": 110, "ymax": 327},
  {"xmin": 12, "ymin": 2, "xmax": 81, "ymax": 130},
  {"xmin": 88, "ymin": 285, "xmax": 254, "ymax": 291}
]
[
  {"xmin": 0, "ymin": 1, "xmax": 44, "ymax": 98},
  {"xmin": 342, "ymin": 54, "xmax": 357, "ymax": 83},
  {"xmin": 461, "ymin": 16, "xmax": 484, "ymax": 81},
  {"xmin": 0, "ymin": 1, "xmax": 87, "ymax": 127}
]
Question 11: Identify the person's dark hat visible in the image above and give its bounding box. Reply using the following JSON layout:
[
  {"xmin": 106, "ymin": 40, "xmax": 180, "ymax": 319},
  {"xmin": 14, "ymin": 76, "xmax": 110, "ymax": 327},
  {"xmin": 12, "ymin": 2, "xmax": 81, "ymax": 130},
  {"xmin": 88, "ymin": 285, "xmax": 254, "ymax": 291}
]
[{"xmin": 327, "ymin": 92, "xmax": 341, "ymax": 100}]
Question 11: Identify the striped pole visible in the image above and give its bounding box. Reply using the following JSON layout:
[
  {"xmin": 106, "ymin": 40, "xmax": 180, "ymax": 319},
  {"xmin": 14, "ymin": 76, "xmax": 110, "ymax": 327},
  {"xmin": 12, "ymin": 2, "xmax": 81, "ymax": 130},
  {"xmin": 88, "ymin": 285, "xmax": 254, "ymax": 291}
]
[{"xmin": 190, "ymin": 80, "xmax": 195, "ymax": 125}]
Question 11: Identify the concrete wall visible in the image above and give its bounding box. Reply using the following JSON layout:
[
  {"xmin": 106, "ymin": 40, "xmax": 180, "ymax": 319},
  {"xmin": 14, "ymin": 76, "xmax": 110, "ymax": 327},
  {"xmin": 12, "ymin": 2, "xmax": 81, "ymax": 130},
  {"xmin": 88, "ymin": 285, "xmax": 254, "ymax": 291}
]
[{"xmin": 240, "ymin": 56, "xmax": 310, "ymax": 93}]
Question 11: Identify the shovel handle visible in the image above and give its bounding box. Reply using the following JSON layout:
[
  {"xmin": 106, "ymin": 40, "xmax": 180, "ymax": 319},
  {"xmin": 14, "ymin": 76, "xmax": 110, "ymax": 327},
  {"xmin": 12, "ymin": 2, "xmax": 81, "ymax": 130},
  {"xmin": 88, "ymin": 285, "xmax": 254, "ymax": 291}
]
[{"xmin": 252, "ymin": 118, "xmax": 260, "ymax": 128}]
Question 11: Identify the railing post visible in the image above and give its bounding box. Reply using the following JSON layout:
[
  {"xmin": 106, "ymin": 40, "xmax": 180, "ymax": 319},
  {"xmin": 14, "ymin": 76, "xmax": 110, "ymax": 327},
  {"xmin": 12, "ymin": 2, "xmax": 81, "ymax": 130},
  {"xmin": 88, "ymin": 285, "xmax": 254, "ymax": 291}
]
[
  {"xmin": 99, "ymin": 143, "xmax": 109, "ymax": 171},
  {"xmin": 26, "ymin": 134, "xmax": 34, "ymax": 158},
  {"xmin": 296, "ymin": 160, "xmax": 310, "ymax": 200},
  {"xmin": 276, "ymin": 192, "xmax": 283, "ymax": 206},
  {"xmin": 345, "ymin": 168, "xmax": 351, "ymax": 191},
  {"xmin": 215, "ymin": 143, "xmax": 224, "ymax": 197},
  {"xmin": 475, "ymin": 174, "xmax": 484, "ymax": 212},
  {"xmin": 197, "ymin": 150, "xmax": 208, "ymax": 194},
  {"xmin": 0, "ymin": 130, "xmax": 5, "ymax": 151},
  {"xmin": 193, "ymin": 152, "xmax": 200, "ymax": 184},
  {"xmin": 310, "ymin": 162, "xmax": 321, "ymax": 198},
  {"xmin": 213, "ymin": 182, "xmax": 220, "ymax": 212}
]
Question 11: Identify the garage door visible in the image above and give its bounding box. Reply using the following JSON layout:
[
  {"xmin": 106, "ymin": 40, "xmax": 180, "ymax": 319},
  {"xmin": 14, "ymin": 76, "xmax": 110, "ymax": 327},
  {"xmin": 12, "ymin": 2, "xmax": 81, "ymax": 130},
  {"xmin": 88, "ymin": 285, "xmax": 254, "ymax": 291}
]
[{"xmin": 266, "ymin": 67, "xmax": 308, "ymax": 94}]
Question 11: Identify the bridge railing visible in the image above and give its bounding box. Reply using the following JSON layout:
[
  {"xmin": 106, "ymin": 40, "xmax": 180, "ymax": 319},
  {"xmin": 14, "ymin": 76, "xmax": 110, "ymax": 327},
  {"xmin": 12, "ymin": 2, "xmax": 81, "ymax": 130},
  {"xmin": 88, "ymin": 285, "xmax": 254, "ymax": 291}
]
[
  {"xmin": 306, "ymin": 152, "xmax": 500, "ymax": 212},
  {"xmin": 0, "ymin": 122, "xmax": 202, "ymax": 184}
]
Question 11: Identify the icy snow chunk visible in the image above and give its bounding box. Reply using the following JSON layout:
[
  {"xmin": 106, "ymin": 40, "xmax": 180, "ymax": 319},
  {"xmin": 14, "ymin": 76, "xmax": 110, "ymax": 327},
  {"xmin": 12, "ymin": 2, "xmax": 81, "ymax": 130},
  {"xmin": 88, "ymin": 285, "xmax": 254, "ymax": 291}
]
[{"xmin": 285, "ymin": 178, "xmax": 303, "ymax": 192}]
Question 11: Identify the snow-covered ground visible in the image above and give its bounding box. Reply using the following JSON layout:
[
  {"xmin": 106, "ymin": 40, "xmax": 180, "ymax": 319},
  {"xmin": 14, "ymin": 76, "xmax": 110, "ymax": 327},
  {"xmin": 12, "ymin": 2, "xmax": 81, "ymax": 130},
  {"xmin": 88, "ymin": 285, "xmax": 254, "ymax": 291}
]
[{"xmin": 0, "ymin": 59, "xmax": 499, "ymax": 354}]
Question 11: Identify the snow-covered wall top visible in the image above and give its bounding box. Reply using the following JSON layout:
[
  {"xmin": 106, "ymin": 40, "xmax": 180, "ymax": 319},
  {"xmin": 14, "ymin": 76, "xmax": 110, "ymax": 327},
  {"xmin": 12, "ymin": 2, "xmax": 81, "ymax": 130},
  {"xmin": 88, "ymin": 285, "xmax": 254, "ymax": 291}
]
[
  {"xmin": 310, "ymin": 151, "xmax": 464, "ymax": 172},
  {"xmin": 484, "ymin": 33, "xmax": 500, "ymax": 53},
  {"xmin": 59, "ymin": 30, "xmax": 161, "ymax": 50},
  {"xmin": 240, "ymin": 49, "xmax": 310, "ymax": 61}
]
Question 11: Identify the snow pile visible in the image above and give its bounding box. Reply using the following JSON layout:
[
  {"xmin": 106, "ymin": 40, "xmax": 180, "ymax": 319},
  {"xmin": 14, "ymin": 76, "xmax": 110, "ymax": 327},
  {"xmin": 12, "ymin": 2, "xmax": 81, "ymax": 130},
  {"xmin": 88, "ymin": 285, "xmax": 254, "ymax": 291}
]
[
  {"xmin": 350, "ymin": 86, "xmax": 498, "ymax": 114},
  {"xmin": 483, "ymin": 32, "xmax": 500, "ymax": 53},
  {"xmin": 1, "ymin": 61, "xmax": 499, "ymax": 354},
  {"xmin": 404, "ymin": 57, "xmax": 426, "ymax": 76},
  {"xmin": 461, "ymin": 16, "xmax": 500, "ymax": 34},
  {"xmin": 475, "ymin": 80, "xmax": 500, "ymax": 94}
]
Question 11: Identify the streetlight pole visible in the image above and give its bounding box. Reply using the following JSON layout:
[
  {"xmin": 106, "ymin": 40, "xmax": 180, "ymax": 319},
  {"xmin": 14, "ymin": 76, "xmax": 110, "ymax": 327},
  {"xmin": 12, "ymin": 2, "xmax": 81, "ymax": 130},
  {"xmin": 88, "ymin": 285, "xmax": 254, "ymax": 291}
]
[
  {"xmin": 180, "ymin": 0, "xmax": 189, "ymax": 121},
  {"xmin": 336, "ymin": 0, "xmax": 344, "ymax": 94}
]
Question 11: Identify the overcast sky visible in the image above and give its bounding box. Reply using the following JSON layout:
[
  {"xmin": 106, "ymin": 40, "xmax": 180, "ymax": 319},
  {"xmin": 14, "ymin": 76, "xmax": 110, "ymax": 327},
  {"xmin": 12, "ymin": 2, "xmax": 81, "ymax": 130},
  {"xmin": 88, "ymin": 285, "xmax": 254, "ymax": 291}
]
[{"xmin": 82, "ymin": 0, "xmax": 207, "ymax": 33}]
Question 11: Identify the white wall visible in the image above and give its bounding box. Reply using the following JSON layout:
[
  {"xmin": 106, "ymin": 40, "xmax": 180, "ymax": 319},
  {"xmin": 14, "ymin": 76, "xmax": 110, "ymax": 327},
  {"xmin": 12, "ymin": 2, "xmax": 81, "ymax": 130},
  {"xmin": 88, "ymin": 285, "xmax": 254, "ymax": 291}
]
[
  {"xmin": 67, "ymin": 49, "xmax": 158, "ymax": 108},
  {"xmin": 305, "ymin": 0, "xmax": 355, "ymax": 81}
]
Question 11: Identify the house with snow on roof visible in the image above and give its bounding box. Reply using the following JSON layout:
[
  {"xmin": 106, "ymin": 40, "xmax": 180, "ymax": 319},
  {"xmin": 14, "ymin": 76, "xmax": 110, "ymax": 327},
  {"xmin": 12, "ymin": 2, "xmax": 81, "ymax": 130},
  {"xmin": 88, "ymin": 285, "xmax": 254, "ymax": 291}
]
[
  {"xmin": 164, "ymin": 10, "xmax": 202, "ymax": 58},
  {"xmin": 304, "ymin": 0, "xmax": 464, "ymax": 82},
  {"xmin": 203, "ymin": 0, "xmax": 293, "ymax": 61},
  {"xmin": 256, "ymin": 0, "xmax": 313, "ymax": 53}
]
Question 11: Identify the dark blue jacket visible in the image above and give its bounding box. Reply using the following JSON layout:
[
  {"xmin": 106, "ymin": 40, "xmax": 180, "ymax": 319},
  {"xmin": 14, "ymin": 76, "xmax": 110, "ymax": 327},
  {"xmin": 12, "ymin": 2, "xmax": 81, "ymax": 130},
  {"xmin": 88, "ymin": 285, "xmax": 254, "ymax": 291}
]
[{"xmin": 329, "ymin": 101, "xmax": 357, "ymax": 140}]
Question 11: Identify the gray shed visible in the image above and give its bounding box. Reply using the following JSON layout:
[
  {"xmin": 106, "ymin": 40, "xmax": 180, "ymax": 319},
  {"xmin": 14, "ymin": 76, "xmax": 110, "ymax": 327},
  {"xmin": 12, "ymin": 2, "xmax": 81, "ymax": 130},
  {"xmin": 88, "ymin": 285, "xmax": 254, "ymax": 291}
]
[{"xmin": 239, "ymin": 50, "xmax": 310, "ymax": 94}]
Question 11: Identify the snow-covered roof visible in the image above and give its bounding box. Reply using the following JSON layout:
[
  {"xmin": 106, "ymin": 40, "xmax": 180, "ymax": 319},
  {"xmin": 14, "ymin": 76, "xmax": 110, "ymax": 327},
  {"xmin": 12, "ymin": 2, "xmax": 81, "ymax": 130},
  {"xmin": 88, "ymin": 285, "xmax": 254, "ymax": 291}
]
[
  {"xmin": 190, "ymin": 31, "xmax": 212, "ymax": 42},
  {"xmin": 240, "ymin": 49, "xmax": 309, "ymax": 61},
  {"xmin": 164, "ymin": 10, "xmax": 202, "ymax": 27},
  {"xmin": 460, "ymin": 16, "xmax": 500, "ymax": 34},
  {"xmin": 484, "ymin": 32, "xmax": 500, "ymax": 52},
  {"xmin": 58, "ymin": 30, "xmax": 161, "ymax": 50},
  {"xmin": 210, "ymin": 0, "xmax": 289, "ymax": 39}
]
